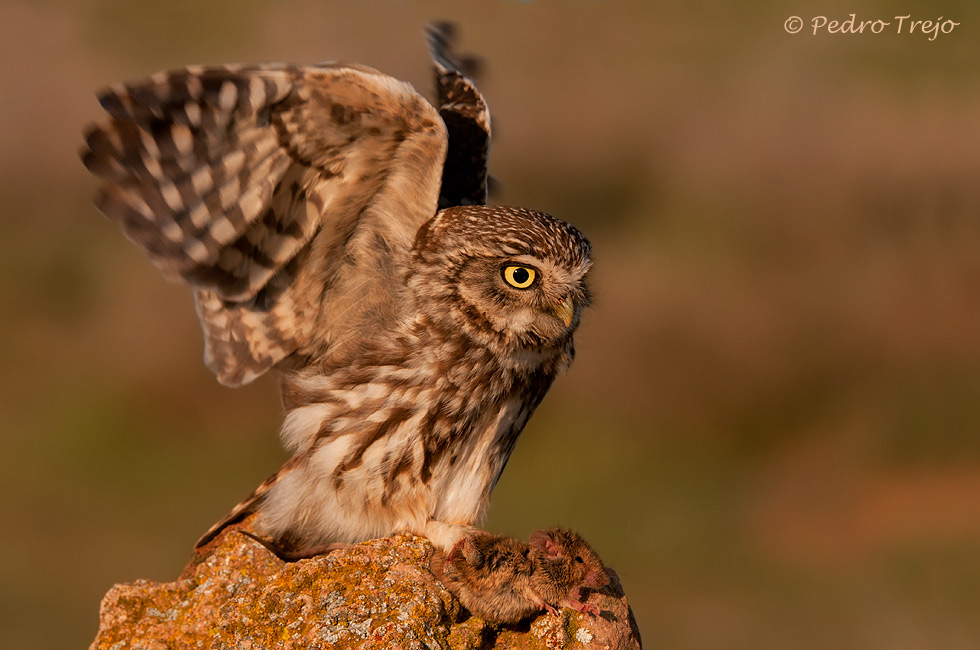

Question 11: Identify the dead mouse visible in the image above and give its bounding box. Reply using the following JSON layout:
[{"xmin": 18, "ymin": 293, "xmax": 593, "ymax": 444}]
[{"xmin": 431, "ymin": 527, "xmax": 609, "ymax": 624}]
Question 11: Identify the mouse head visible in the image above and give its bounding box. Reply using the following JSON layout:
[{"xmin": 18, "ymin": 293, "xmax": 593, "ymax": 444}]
[{"xmin": 529, "ymin": 527, "xmax": 609, "ymax": 591}]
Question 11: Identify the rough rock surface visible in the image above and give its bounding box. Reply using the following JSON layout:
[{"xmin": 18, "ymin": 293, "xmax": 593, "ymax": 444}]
[{"xmin": 90, "ymin": 530, "xmax": 641, "ymax": 649}]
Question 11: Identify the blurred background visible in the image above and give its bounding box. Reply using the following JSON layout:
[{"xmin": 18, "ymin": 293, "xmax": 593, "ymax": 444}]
[{"xmin": 2, "ymin": 0, "xmax": 979, "ymax": 648}]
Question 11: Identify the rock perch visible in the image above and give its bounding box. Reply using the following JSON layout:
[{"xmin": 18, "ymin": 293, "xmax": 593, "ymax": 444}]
[{"xmin": 90, "ymin": 530, "xmax": 641, "ymax": 649}]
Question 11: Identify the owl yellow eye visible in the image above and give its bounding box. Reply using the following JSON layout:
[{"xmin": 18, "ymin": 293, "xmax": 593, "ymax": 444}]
[{"xmin": 502, "ymin": 265, "xmax": 537, "ymax": 289}]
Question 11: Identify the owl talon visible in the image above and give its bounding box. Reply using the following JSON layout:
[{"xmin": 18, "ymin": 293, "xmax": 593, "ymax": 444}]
[{"xmin": 445, "ymin": 538, "xmax": 466, "ymax": 563}]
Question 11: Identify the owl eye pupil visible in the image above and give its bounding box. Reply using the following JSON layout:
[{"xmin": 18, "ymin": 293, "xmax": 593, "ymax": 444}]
[{"xmin": 502, "ymin": 265, "xmax": 536, "ymax": 289}]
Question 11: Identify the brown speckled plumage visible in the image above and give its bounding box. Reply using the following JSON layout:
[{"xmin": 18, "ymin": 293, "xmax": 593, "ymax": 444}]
[{"xmin": 82, "ymin": 25, "xmax": 591, "ymax": 554}]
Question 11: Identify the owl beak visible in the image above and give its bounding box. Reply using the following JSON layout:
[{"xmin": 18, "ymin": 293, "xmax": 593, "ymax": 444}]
[{"xmin": 552, "ymin": 295, "xmax": 575, "ymax": 328}]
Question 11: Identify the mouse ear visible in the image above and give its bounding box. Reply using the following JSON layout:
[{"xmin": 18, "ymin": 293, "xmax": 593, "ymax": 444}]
[{"xmin": 529, "ymin": 529, "xmax": 561, "ymax": 557}]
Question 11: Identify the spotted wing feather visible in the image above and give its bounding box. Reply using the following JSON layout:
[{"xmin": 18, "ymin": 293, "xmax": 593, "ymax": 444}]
[{"xmin": 82, "ymin": 63, "xmax": 448, "ymax": 386}]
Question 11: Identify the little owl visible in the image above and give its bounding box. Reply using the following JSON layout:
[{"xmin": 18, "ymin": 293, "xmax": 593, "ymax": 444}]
[{"xmin": 81, "ymin": 24, "xmax": 592, "ymax": 555}]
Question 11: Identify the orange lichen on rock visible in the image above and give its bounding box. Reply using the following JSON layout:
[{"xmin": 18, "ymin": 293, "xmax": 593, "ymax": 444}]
[{"xmin": 90, "ymin": 532, "xmax": 640, "ymax": 649}]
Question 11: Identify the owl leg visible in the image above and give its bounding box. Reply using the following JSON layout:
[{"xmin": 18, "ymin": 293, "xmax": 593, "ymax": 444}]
[{"xmin": 421, "ymin": 519, "xmax": 479, "ymax": 551}]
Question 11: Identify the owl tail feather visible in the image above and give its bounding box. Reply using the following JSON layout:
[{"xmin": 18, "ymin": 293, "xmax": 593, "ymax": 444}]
[
  {"xmin": 194, "ymin": 455, "xmax": 301, "ymax": 549},
  {"xmin": 194, "ymin": 492, "xmax": 262, "ymax": 549}
]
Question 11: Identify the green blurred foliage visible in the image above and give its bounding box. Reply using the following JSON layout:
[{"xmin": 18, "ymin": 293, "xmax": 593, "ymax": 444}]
[{"xmin": 1, "ymin": 1, "xmax": 979, "ymax": 648}]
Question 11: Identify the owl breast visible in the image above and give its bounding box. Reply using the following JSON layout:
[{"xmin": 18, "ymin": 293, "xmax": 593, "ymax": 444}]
[
  {"xmin": 254, "ymin": 321, "xmax": 558, "ymax": 547},
  {"xmin": 427, "ymin": 395, "xmax": 532, "ymax": 525}
]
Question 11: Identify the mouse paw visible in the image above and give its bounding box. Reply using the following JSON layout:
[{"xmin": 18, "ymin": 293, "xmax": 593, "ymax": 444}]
[{"xmin": 569, "ymin": 600, "xmax": 600, "ymax": 616}]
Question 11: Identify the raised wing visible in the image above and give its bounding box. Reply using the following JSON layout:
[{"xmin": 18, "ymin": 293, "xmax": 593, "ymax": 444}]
[
  {"xmin": 426, "ymin": 23, "xmax": 491, "ymax": 208},
  {"xmin": 82, "ymin": 62, "xmax": 447, "ymax": 386}
]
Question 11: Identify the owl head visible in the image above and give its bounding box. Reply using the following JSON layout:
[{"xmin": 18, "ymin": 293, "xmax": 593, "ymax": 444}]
[{"xmin": 410, "ymin": 206, "xmax": 591, "ymax": 361}]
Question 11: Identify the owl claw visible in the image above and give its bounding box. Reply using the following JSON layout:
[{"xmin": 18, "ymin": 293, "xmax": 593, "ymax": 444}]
[{"xmin": 445, "ymin": 537, "xmax": 467, "ymax": 563}]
